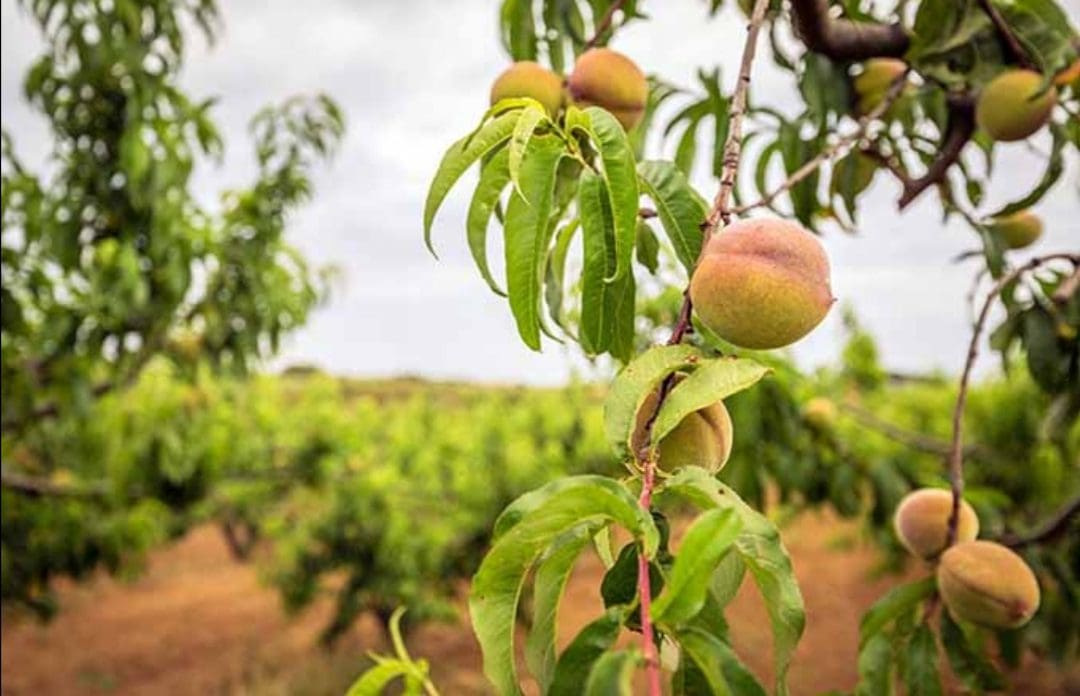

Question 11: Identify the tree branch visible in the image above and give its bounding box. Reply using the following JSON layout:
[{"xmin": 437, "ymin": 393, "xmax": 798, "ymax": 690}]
[
  {"xmin": 790, "ymin": 0, "xmax": 909, "ymax": 61},
  {"xmin": 977, "ymin": 0, "xmax": 1033, "ymax": 69},
  {"xmin": 0, "ymin": 468, "xmax": 107, "ymax": 498},
  {"xmin": 1001, "ymin": 495, "xmax": 1080, "ymax": 549},
  {"xmin": 584, "ymin": 0, "xmax": 628, "ymax": 50},
  {"xmin": 944, "ymin": 253, "xmax": 1080, "ymax": 546},
  {"xmin": 735, "ymin": 70, "xmax": 908, "ymax": 215},
  {"xmin": 896, "ymin": 94, "xmax": 976, "ymax": 209},
  {"xmin": 630, "ymin": 2, "xmax": 773, "ymax": 692}
]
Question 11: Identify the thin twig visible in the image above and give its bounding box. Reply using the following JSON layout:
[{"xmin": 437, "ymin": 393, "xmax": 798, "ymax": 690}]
[
  {"xmin": 838, "ymin": 402, "xmax": 994, "ymax": 461},
  {"xmin": 705, "ymin": 0, "xmax": 772, "ymax": 234},
  {"xmin": 630, "ymin": 2, "xmax": 772, "ymax": 692},
  {"xmin": 1052, "ymin": 265, "xmax": 1080, "ymax": 306},
  {"xmin": 977, "ymin": 0, "xmax": 1033, "ymax": 69},
  {"xmin": 896, "ymin": 94, "xmax": 976, "ymax": 209},
  {"xmin": 735, "ymin": 71, "xmax": 909, "ymax": 215},
  {"xmin": 584, "ymin": 0, "xmax": 628, "ymax": 50},
  {"xmin": 0, "ymin": 468, "xmax": 108, "ymax": 498},
  {"xmin": 1002, "ymin": 495, "xmax": 1080, "ymax": 548},
  {"xmin": 944, "ymin": 253, "xmax": 1080, "ymax": 546}
]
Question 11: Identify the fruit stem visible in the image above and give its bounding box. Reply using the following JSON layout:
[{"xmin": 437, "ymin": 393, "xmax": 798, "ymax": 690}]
[{"xmin": 945, "ymin": 253, "xmax": 1080, "ymax": 547}]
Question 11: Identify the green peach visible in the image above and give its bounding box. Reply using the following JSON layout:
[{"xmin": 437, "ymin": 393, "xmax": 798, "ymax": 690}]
[
  {"xmin": 976, "ymin": 70, "xmax": 1057, "ymax": 142},
  {"xmin": 632, "ymin": 374, "xmax": 734, "ymax": 473},
  {"xmin": 893, "ymin": 488, "xmax": 978, "ymax": 559},
  {"xmin": 937, "ymin": 541, "xmax": 1041, "ymax": 629},
  {"xmin": 490, "ymin": 61, "xmax": 564, "ymax": 116},
  {"xmin": 987, "ymin": 210, "xmax": 1043, "ymax": 250},
  {"xmin": 852, "ymin": 59, "xmax": 907, "ymax": 115},
  {"xmin": 689, "ymin": 218, "xmax": 833, "ymax": 350},
  {"xmin": 567, "ymin": 48, "xmax": 648, "ymax": 131}
]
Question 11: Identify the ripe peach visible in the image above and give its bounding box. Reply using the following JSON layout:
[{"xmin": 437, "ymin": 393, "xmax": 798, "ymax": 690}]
[
  {"xmin": 567, "ymin": 48, "xmax": 648, "ymax": 131},
  {"xmin": 937, "ymin": 541, "xmax": 1040, "ymax": 629},
  {"xmin": 987, "ymin": 210, "xmax": 1043, "ymax": 249},
  {"xmin": 893, "ymin": 488, "xmax": 978, "ymax": 559},
  {"xmin": 976, "ymin": 70, "xmax": 1057, "ymax": 142},
  {"xmin": 689, "ymin": 218, "xmax": 833, "ymax": 350},
  {"xmin": 632, "ymin": 375, "xmax": 734, "ymax": 473},
  {"xmin": 490, "ymin": 61, "xmax": 564, "ymax": 116}
]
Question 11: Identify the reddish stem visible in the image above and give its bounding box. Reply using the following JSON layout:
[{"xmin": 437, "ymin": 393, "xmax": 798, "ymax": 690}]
[{"xmin": 637, "ymin": 460, "xmax": 661, "ymax": 692}]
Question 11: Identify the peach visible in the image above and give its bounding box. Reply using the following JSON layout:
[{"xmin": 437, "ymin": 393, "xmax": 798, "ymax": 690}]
[
  {"xmin": 976, "ymin": 70, "xmax": 1057, "ymax": 142},
  {"xmin": 632, "ymin": 374, "xmax": 734, "ymax": 473},
  {"xmin": 937, "ymin": 541, "xmax": 1040, "ymax": 629},
  {"xmin": 567, "ymin": 48, "xmax": 648, "ymax": 131},
  {"xmin": 689, "ymin": 218, "xmax": 833, "ymax": 350},
  {"xmin": 490, "ymin": 61, "xmax": 564, "ymax": 116},
  {"xmin": 893, "ymin": 488, "xmax": 978, "ymax": 559},
  {"xmin": 987, "ymin": 210, "xmax": 1043, "ymax": 249}
]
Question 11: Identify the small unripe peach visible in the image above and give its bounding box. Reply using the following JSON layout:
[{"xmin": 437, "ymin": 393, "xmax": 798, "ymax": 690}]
[
  {"xmin": 938, "ymin": 541, "xmax": 1040, "ymax": 629},
  {"xmin": 802, "ymin": 397, "xmax": 838, "ymax": 430},
  {"xmin": 690, "ymin": 218, "xmax": 833, "ymax": 350},
  {"xmin": 567, "ymin": 48, "xmax": 648, "ymax": 131},
  {"xmin": 490, "ymin": 61, "xmax": 564, "ymax": 116},
  {"xmin": 852, "ymin": 59, "xmax": 907, "ymax": 115},
  {"xmin": 987, "ymin": 210, "xmax": 1043, "ymax": 249},
  {"xmin": 893, "ymin": 489, "xmax": 978, "ymax": 559},
  {"xmin": 632, "ymin": 375, "xmax": 734, "ymax": 473},
  {"xmin": 976, "ymin": 70, "xmax": 1057, "ymax": 142}
]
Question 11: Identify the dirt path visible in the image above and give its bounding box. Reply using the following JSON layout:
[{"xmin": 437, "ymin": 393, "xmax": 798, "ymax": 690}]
[{"xmin": 2, "ymin": 513, "xmax": 1076, "ymax": 695}]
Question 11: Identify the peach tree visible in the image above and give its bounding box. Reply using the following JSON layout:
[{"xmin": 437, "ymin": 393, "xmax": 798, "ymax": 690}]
[
  {"xmin": 396, "ymin": 0, "xmax": 1080, "ymax": 694},
  {"xmin": 0, "ymin": 0, "xmax": 341, "ymax": 614}
]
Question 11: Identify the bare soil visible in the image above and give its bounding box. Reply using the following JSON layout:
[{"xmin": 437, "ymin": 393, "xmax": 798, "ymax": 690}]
[{"xmin": 3, "ymin": 512, "xmax": 1076, "ymax": 695}]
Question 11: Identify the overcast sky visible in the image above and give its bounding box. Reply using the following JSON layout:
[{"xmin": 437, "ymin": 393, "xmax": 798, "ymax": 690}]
[{"xmin": 2, "ymin": 0, "xmax": 1078, "ymax": 385}]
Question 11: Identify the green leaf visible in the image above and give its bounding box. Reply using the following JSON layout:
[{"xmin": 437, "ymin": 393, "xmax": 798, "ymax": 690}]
[
  {"xmin": 544, "ymin": 218, "xmax": 579, "ymax": 333},
  {"xmin": 710, "ymin": 551, "xmax": 746, "ymax": 609},
  {"xmin": 584, "ymin": 649, "xmax": 640, "ymax": 696},
  {"xmin": 988, "ymin": 123, "xmax": 1066, "ymax": 217},
  {"xmin": 471, "ymin": 476, "xmax": 657, "ymax": 695},
  {"xmin": 657, "ymin": 467, "xmax": 805, "ymax": 696},
  {"xmin": 582, "ymin": 107, "xmax": 639, "ymax": 283},
  {"xmin": 637, "ymin": 160, "xmax": 708, "ymax": 273},
  {"xmin": 504, "ymin": 135, "xmax": 566, "ymax": 350},
  {"xmin": 579, "ymin": 169, "xmax": 617, "ymax": 355},
  {"xmin": 995, "ymin": 0, "xmax": 1077, "ymax": 75},
  {"xmin": 600, "ymin": 543, "xmax": 663, "ymax": 611},
  {"xmin": 346, "ymin": 660, "xmax": 418, "ymax": 696},
  {"xmin": 859, "ymin": 577, "xmax": 936, "ymax": 649},
  {"xmin": 526, "ymin": 527, "xmax": 594, "ymax": 691},
  {"xmin": 903, "ymin": 624, "xmax": 943, "ymax": 696},
  {"xmin": 651, "ymin": 358, "xmax": 769, "ymax": 445},
  {"xmin": 940, "ymin": 610, "xmax": 1006, "ymax": 692},
  {"xmin": 509, "ymin": 105, "xmax": 550, "ymax": 193},
  {"xmin": 423, "ymin": 111, "xmax": 518, "ymax": 256},
  {"xmin": 603, "ymin": 344, "xmax": 702, "ymax": 460},
  {"xmin": 855, "ymin": 633, "xmax": 894, "ymax": 696},
  {"xmin": 549, "ymin": 608, "xmax": 628, "ymax": 696},
  {"xmin": 635, "ymin": 219, "xmax": 660, "ymax": 275},
  {"xmin": 678, "ymin": 626, "xmax": 767, "ymax": 696},
  {"xmin": 500, "ymin": 0, "xmax": 537, "ymax": 60},
  {"xmin": 652, "ymin": 508, "xmax": 742, "ymax": 625},
  {"xmin": 467, "ymin": 148, "xmax": 511, "ymax": 296}
]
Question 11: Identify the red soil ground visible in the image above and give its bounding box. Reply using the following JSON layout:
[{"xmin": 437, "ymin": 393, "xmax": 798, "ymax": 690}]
[{"xmin": 2, "ymin": 513, "xmax": 1076, "ymax": 695}]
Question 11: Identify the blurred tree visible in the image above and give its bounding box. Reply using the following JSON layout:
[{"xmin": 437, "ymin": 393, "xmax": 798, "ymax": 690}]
[{"xmin": 0, "ymin": 0, "xmax": 342, "ymax": 612}]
